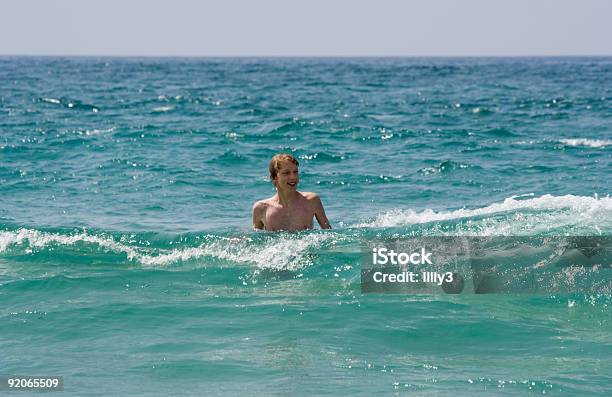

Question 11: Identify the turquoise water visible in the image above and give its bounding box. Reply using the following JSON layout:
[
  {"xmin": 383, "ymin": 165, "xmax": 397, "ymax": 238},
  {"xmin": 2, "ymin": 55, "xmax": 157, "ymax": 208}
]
[{"xmin": 1, "ymin": 57, "xmax": 611, "ymax": 395}]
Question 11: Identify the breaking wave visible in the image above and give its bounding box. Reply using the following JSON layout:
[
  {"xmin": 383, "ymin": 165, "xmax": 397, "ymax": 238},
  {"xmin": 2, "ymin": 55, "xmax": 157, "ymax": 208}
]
[{"xmin": 1, "ymin": 195, "xmax": 610, "ymax": 271}]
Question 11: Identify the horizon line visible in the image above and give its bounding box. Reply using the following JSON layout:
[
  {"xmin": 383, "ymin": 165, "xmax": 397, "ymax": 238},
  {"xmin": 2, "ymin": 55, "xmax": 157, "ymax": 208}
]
[{"xmin": 1, "ymin": 53, "xmax": 612, "ymax": 59}]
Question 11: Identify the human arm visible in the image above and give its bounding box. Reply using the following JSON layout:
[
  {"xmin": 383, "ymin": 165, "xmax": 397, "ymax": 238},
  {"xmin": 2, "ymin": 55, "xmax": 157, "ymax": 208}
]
[
  {"xmin": 312, "ymin": 195, "xmax": 331, "ymax": 229},
  {"xmin": 252, "ymin": 201, "xmax": 265, "ymax": 230}
]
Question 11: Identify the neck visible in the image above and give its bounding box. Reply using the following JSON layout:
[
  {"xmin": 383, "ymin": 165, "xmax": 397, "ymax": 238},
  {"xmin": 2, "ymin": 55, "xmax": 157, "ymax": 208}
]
[{"xmin": 274, "ymin": 188, "xmax": 298, "ymax": 205}]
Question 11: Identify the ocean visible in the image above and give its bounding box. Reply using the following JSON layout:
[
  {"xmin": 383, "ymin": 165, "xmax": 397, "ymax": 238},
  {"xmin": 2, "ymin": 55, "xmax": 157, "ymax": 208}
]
[{"xmin": 1, "ymin": 57, "xmax": 611, "ymax": 395}]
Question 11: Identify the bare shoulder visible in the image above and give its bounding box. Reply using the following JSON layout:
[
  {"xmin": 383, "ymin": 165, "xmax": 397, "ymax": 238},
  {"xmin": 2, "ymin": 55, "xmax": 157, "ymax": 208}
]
[
  {"xmin": 301, "ymin": 192, "xmax": 325, "ymax": 210},
  {"xmin": 302, "ymin": 191, "xmax": 331, "ymax": 229},
  {"xmin": 252, "ymin": 198, "xmax": 271, "ymax": 212},
  {"xmin": 252, "ymin": 199, "xmax": 271, "ymax": 230},
  {"xmin": 300, "ymin": 192, "xmax": 321, "ymax": 201}
]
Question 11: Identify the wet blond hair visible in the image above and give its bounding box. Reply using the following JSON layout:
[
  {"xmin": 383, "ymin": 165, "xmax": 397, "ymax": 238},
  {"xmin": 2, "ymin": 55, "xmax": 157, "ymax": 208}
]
[{"xmin": 269, "ymin": 153, "xmax": 299, "ymax": 184}]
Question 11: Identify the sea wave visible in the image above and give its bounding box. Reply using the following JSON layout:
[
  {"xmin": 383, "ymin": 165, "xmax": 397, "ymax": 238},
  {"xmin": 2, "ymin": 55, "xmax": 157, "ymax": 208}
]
[
  {"xmin": 559, "ymin": 138, "xmax": 612, "ymax": 148},
  {"xmin": 419, "ymin": 160, "xmax": 472, "ymax": 175},
  {"xmin": 0, "ymin": 227, "xmax": 340, "ymax": 270},
  {"xmin": 353, "ymin": 194, "xmax": 612, "ymax": 233},
  {"xmin": 0, "ymin": 228, "xmax": 141, "ymax": 260},
  {"xmin": 152, "ymin": 105, "xmax": 175, "ymax": 113},
  {"xmin": 38, "ymin": 97, "xmax": 100, "ymax": 112},
  {"xmin": 1, "ymin": 195, "xmax": 610, "ymax": 270}
]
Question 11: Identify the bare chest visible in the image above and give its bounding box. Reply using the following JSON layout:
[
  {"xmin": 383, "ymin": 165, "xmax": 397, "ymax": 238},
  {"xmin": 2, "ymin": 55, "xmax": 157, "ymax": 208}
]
[{"xmin": 264, "ymin": 201, "xmax": 314, "ymax": 231}]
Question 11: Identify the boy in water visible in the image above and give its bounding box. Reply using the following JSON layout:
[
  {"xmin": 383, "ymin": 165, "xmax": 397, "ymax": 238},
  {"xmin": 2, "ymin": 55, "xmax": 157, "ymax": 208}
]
[{"xmin": 252, "ymin": 154, "xmax": 331, "ymax": 231}]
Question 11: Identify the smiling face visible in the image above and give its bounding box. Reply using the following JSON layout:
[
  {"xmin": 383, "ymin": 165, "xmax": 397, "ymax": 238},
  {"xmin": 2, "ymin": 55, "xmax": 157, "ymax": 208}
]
[
  {"xmin": 269, "ymin": 154, "xmax": 300, "ymax": 191},
  {"xmin": 273, "ymin": 160, "xmax": 299, "ymax": 191}
]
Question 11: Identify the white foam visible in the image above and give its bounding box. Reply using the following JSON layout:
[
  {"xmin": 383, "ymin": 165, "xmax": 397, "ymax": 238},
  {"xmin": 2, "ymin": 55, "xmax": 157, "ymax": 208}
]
[
  {"xmin": 139, "ymin": 233, "xmax": 334, "ymax": 270},
  {"xmin": 559, "ymin": 138, "xmax": 612, "ymax": 148},
  {"xmin": 152, "ymin": 106, "xmax": 174, "ymax": 113},
  {"xmin": 0, "ymin": 227, "xmax": 336, "ymax": 270},
  {"xmin": 81, "ymin": 127, "xmax": 116, "ymax": 136},
  {"xmin": 354, "ymin": 194, "xmax": 612, "ymax": 233},
  {"xmin": 0, "ymin": 228, "xmax": 140, "ymax": 259}
]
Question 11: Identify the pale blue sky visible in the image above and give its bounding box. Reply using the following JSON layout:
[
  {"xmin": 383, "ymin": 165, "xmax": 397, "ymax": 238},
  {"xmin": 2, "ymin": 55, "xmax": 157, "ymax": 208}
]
[{"xmin": 1, "ymin": 0, "xmax": 611, "ymax": 56}]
